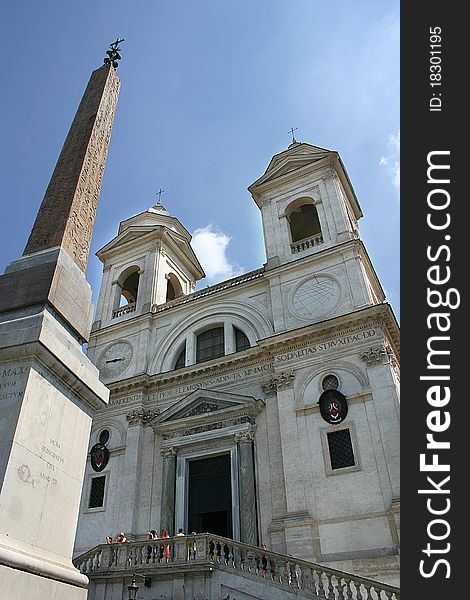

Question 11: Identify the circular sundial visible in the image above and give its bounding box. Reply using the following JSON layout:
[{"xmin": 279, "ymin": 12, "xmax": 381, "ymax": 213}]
[
  {"xmin": 98, "ymin": 341, "xmax": 133, "ymax": 379},
  {"xmin": 292, "ymin": 277, "xmax": 339, "ymax": 319}
]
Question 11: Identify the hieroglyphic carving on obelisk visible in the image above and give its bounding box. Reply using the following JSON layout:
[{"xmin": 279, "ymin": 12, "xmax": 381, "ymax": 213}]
[{"xmin": 23, "ymin": 64, "xmax": 120, "ymax": 272}]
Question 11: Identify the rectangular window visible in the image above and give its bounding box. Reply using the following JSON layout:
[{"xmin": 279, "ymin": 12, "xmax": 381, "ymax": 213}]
[
  {"xmin": 88, "ymin": 475, "xmax": 106, "ymax": 508},
  {"xmin": 327, "ymin": 429, "xmax": 355, "ymax": 470},
  {"xmin": 196, "ymin": 327, "xmax": 224, "ymax": 363}
]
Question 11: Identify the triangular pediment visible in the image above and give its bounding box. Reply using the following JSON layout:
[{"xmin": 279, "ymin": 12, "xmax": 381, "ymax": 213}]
[
  {"xmin": 250, "ymin": 143, "xmax": 333, "ymax": 191},
  {"xmin": 152, "ymin": 389, "xmax": 262, "ymax": 430},
  {"xmin": 96, "ymin": 225, "xmax": 205, "ymax": 278},
  {"xmin": 97, "ymin": 226, "xmax": 157, "ymax": 255}
]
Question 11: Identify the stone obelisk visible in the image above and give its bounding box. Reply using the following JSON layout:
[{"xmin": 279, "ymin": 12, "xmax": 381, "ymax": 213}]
[{"xmin": 0, "ymin": 48, "xmax": 120, "ymax": 598}]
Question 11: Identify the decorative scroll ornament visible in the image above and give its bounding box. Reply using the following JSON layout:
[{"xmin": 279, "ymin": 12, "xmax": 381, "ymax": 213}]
[
  {"xmin": 104, "ymin": 38, "xmax": 125, "ymax": 69},
  {"xmin": 160, "ymin": 446, "xmax": 176, "ymax": 459},
  {"xmin": 234, "ymin": 426, "xmax": 257, "ymax": 443},
  {"xmin": 126, "ymin": 408, "xmax": 159, "ymax": 426},
  {"xmin": 261, "ymin": 370, "xmax": 295, "ymax": 395},
  {"xmin": 318, "ymin": 389, "xmax": 348, "ymax": 424},
  {"xmin": 90, "ymin": 443, "xmax": 109, "ymax": 472},
  {"xmin": 361, "ymin": 344, "xmax": 396, "ymax": 366}
]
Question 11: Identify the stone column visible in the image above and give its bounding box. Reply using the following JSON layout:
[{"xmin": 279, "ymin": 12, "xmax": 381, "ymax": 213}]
[
  {"xmin": 235, "ymin": 430, "xmax": 257, "ymax": 546},
  {"xmin": 160, "ymin": 447, "xmax": 177, "ymax": 535}
]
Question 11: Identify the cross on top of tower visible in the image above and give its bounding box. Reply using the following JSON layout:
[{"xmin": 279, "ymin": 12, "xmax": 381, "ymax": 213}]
[
  {"xmin": 149, "ymin": 188, "xmax": 170, "ymax": 215},
  {"xmin": 288, "ymin": 127, "xmax": 298, "ymax": 144}
]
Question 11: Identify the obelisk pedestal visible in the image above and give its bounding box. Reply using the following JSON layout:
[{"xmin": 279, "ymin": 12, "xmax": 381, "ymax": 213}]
[{"xmin": 0, "ymin": 61, "xmax": 120, "ymax": 598}]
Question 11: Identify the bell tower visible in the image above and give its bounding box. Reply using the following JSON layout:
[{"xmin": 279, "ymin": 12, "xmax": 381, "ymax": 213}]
[
  {"xmin": 248, "ymin": 140, "xmax": 385, "ymax": 332},
  {"xmin": 92, "ymin": 201, "xmax": 205, "ymax": 330}
]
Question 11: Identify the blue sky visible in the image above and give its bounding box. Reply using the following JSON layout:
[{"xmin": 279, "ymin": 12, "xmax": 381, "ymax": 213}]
[{"xmin": 0, "ymin": 1, "xmax": 399, "ymax": 317}]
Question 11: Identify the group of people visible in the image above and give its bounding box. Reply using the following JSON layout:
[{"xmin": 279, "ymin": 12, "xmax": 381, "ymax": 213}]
[
  {"xmin": 105, "ymin": 532, "xmax": 128, "ymax": 544},
  {"xmin": 104, "ymin": 530, "xmax": 275, "ymax": 578},
  {"xmin": 146, "ymin": 528, "xmax": 173, "ymax": 561}
]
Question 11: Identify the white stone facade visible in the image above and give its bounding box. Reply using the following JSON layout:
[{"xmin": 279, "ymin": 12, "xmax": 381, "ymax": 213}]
[{"xmin": 74, "ymin": 142, "xmax": 400, "ymax": 585}]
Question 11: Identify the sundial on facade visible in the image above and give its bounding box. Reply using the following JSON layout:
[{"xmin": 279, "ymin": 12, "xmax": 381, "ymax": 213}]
[{"xmin": 292, "ymin": 276, "xmax": 339, "ymax": 318}]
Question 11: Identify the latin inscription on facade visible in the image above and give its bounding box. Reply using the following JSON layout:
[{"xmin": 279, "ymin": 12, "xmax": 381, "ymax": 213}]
[
  {"xmin": 275, "ymin": 329, "xmax": 377, "ymax": 363},
  {"xmin": 147, "ymin": 363, "xmax": 275, "ymax": 402}
]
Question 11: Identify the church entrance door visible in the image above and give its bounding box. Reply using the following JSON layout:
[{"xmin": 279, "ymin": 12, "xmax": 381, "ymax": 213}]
[{"xmin": 188, "ymin": 454, "xmax": 232, "ymax": 538}]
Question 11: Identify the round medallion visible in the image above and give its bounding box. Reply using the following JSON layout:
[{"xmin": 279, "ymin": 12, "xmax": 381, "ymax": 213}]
[
  {"xmin": 98, "ymin": 341, "xmax": 133, "ymax": 379},
  {"xmin": 318, "ymin": 389, "xmax": 348, "ymax": 424},
  {"xmin": 90, "ymin": 443, "xmax": 109, "ymax": 472},
  {"xmin": 292, "ymin": 277, "xmax": 340, "ymax": 319}
]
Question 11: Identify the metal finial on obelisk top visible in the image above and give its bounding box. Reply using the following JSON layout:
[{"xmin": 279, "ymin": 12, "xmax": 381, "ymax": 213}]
[
  {"xmin": 104, "ymin": 38, "xmax": 125, "ymax": 68},
  {"xmin": 288, "ymin": 127, "xmax": 299, "ymax": 144}
]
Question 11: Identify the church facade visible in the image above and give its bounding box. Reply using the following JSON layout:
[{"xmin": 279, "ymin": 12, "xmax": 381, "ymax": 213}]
[{"xmin": 74, "ymin": 141, "xmax": 400, "ymax": 587}]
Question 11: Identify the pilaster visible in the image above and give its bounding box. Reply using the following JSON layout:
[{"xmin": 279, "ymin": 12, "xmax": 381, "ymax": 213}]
[
  {"xmin": 234, "ymin": 429, "xmax": 257, "ymax": 546},
  {"xmin": 160, "ymin": 446, "xmax": 177, "ymax": 535}
]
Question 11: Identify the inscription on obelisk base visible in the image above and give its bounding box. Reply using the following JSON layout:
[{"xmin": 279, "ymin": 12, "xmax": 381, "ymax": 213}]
[{"xmin": 0, "ymin": 58, "xmax": 120, "ymax": 598}]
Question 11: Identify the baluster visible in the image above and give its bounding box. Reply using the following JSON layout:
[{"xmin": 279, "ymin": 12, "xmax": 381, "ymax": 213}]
[
  {"xmin": 234, "ymin": 546, "xmax": 242, "ymax": 569},
  {"xmin": 336, "ymin": 576, "xmax": 346, "ymax": 600},
  {"xmin": 370, "ymin": 585, "xmax": 380, "ymax": 600},
  {"xmin": 275, "ymin": 559, "xmax": 282, "ymax": 583},
  {"xmin": 278, "ymin": 560, "xmax": 286, "ymax": 584},
  {"xmin": 325, "ymin": 572, "xmax": 335, "ymax": 599},
  {"xmin": 316, "ymin": 569, "xmax": 327, "ymax": 598},
  {"xmin": 344, "ymin": 578, "xmax": 354, "ymax": 600},
  {"xmin": 268, "ymin": 556, "xmax": 277, "ymax": 582},
  {"xmin": 355, "ymin": 581, "xmax": 364, "ymax": 600},
  {"xmin": 251, "ymin": 550, "xmax": 258, "ymax": 573},
  {"xmin": 294, "ymin": 564, "xmax": 302, "ymax": 589},
  {"xmin": 361, "ymin": 584, "xmax": 372, "ymax": 600},
  {"xmin": 301, "ymin": 567, "xmax": 313, "ymax": 591},
  {"xmin": 242, "ymin": 549, "xmax": 247, "ymax": 572}
]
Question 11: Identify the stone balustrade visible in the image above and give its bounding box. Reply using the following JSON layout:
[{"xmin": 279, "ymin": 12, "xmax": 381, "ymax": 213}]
[
  {"xmin": 74, "ymin": 533, "xmax": 400, "ymax": 600},
  {"xmin": 112, "ymin": 302, "xmax": 136, "ymax": 319},
  {"xmin": 290, "ymin": 233, "xmax": 324, "ymax": 253}
]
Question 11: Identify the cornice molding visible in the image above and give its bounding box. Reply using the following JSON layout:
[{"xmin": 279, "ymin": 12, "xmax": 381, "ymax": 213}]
[{"xmin": 100, "ymin": 304, "xmax": 398, "ymax": 402}]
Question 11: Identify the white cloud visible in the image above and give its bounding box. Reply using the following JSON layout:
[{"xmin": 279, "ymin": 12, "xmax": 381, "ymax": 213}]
[
  {"xmin": 191, "ymin": 224, "xmax": 243, "ymax": 282},
  {"xmin": 380, "ymin": 129, "xmax": 400, "ymax": 189}
]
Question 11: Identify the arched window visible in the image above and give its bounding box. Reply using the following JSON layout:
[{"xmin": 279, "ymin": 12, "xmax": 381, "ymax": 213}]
[
  {"xmin": 196, "ymin": 327, "xmax": 224, "ymax": 363},
  {"xmin": 166, "ymin": 273, "xmax": 183, "ymax": 302},
  {"xmin": 119, "ymin": 269, "xmax": 140, "ymax": 306},
  {"xmin": 235, "ymin": 327, "xmax": 250, "ymax": 352},
  {"xmin": 174, "ymin": 345, "xmax": 186, "ymax": 370},
  {"xmin": 287, "ymin": 203, "xmax": 321, "ymax": 243}
]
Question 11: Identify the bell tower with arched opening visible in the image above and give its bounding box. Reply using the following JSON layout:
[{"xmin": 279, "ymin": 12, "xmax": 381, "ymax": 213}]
[
  {"xmin": 248, "ymin": 141, "xmax": 385, "ymax": 332},
  {"xmin": 92, "ymin": 201, "xmax": 205, "ymax": 331}
]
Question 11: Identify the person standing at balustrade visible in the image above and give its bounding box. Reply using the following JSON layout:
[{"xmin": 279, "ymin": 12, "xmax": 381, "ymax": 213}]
[
  {"xmin": 161, "ymin": 528, "xmax": 171, "ymax": 561},
  {"xmin": 260, "ymin": 544, "xmax": 268, "ymax": 577}
]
